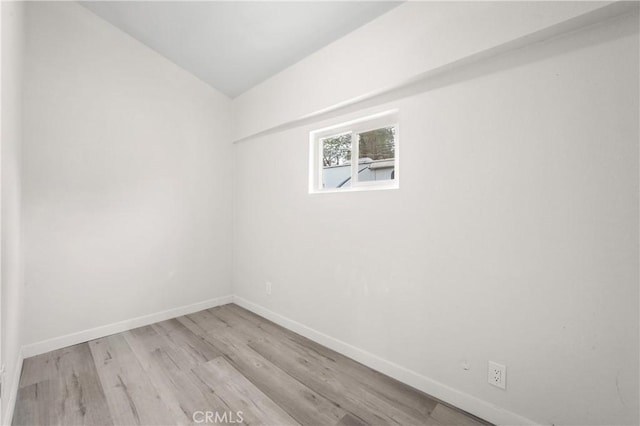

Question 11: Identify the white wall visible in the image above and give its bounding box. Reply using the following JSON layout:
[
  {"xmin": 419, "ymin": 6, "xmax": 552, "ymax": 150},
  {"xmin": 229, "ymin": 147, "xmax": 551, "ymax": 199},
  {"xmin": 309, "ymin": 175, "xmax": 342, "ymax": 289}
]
[
  {"xmin": 232, "ymin": 1, "xmax": 613, "ymax": 141},
  {"xmin": 233, "ymin": 10, "xmax": 639, "ymax": 426},
  {"xmin": 8, "ymin": 2, "xmax": 639, "ymax": 425},
  {"xmin": 21, "ymin": 2, "xmax": 233, "ymax": 346},
  {"xmin": 1, "ymin": 0, "xmax": 26, "ymax": 422}
]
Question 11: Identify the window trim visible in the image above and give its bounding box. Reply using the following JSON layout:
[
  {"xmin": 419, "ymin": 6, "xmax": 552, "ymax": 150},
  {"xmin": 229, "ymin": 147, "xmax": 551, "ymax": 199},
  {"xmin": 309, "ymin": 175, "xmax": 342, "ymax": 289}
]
[{"xmin": 309, "ymin": 110, "xmax": 400, "ymax": 194}]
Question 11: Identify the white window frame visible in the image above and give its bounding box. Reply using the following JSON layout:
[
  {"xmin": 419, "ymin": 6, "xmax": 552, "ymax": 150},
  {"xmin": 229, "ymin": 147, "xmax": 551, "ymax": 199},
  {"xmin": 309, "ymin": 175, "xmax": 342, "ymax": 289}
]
[{"xmin": 309, "ymin": 110, "xmax": 399, "ymax": 194}]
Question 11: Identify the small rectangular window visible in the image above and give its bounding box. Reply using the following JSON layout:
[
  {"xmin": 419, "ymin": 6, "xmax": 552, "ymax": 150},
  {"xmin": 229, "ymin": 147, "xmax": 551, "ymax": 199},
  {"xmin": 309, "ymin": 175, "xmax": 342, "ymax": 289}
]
[{"xmin": 309, "ymin": 110, "xmax": 399, "ymax": 193}]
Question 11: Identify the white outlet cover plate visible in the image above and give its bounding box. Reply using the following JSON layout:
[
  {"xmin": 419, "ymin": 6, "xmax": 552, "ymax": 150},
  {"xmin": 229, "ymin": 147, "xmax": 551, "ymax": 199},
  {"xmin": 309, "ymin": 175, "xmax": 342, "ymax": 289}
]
[{"xmin": 488, "ymin": 361, "xmax": 506, "ymax": 390}]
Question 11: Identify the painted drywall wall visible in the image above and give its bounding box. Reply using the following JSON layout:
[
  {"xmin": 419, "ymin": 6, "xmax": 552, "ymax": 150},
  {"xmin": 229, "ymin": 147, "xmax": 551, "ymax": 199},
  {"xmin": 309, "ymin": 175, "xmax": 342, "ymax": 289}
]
[
  {"xmin": 1, "ymin": 1, "xmax": 25, "ymax": 422},
  {"xmin": 232, "ymin": 1, "xmax": 613, "ymax": 141},
  {"xmin": 233, "ymin": 11, "xmax": 639, "ymax": 426},
  {"xmin": 21, "ymin": 2, "xmax": 233, "ymax": 345}
]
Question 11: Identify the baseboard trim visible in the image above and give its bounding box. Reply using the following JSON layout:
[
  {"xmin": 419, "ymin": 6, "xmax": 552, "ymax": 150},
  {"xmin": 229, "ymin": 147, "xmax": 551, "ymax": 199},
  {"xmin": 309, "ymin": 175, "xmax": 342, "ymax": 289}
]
[
  {"xmin": 2, "ymin": 346, "xmax": 24, "ymax": 426},
  {"xmin": 232, "ymin": 295, "xmax": 536, "ymax": 426},
  {"xmin": 14, "ymin": 294, "xmax": 537, "ymax": 425},
  {"xmin": 21, "ymin": 295, "xmax": 233, "ymax": 359}
]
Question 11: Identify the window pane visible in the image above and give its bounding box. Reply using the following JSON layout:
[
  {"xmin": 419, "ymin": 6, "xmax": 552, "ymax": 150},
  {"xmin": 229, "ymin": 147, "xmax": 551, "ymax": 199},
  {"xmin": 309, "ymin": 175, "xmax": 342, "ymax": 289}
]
[
  {"xmin": 357, "ymin": 126, "xmax": 395, "ymax": 182},
  {"xmin": 322, "ymin": 133, "xmax": 352, "ymax": 189}
]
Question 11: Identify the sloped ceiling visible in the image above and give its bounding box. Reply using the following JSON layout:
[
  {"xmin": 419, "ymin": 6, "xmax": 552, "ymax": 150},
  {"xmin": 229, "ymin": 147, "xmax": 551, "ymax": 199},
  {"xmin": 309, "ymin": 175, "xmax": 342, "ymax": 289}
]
[{"xmin": 81, "ymin": 1, "xmax": 401, "ymax": 97}]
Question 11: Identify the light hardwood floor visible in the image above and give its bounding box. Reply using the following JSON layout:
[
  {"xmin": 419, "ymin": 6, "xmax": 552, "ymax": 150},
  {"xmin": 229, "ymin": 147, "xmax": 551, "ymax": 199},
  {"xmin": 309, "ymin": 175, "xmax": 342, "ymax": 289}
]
[{"xmin": 13, "ymin": 304, "xmax": 491, "ymax": 426}]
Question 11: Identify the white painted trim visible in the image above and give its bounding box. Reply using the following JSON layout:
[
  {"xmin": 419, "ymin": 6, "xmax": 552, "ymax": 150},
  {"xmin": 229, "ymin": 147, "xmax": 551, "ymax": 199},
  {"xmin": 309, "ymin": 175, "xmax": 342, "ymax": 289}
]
[
  {"xmin": 21, "ymin": 295, "xmax": 233, "ymax": 358},
  {"xmin": 2, "ymin": 347, "xmax": 23, "ymax": 426},
  {"xmin": 232, "ymin": 295, "xmax": 537, "ymax": 426}
]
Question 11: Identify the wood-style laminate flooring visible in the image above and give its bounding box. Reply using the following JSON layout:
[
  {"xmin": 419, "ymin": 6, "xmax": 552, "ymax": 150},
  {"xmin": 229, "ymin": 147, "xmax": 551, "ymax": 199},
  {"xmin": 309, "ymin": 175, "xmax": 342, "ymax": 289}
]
[{"xmin": 13, "ymin": 304, "xmax": 490, "ymax": 426}]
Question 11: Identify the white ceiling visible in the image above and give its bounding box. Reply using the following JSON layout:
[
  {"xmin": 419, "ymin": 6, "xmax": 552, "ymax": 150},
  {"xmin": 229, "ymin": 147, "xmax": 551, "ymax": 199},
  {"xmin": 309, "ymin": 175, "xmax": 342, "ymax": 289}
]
[{"xmin": 80, "ymin": 1, "xmax": 401, "ymax": 98}]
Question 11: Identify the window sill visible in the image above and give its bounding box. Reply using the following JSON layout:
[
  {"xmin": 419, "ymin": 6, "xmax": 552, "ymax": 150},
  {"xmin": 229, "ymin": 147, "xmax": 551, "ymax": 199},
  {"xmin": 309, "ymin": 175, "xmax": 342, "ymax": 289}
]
[{"xmin": 309, "ymin": 183, "xmax": 399, "ymax": 195}]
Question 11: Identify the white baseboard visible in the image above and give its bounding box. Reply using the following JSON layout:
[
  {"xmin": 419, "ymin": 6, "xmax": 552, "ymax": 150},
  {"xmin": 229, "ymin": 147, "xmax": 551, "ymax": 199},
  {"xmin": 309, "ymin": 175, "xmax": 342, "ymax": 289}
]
[
  {"xmin": 21, "ymin": 295, "xmax": 233, "ymax": 359},
  {"xmin": 2, "ymin": 347, "xmax": 24, "ymax": 426},
  {"xmin": 232, "ymin": 295, "xmax": 536, "ymax": 426},
  {"xmin": 13, "ymin": 294, "xmax": 536, "ymax": 425}
]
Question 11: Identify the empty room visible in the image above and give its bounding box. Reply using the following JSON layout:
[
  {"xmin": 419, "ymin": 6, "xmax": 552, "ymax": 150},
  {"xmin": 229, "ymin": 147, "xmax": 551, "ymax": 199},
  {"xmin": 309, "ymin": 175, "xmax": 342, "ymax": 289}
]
[{"xmin": 1, "ymin": 1, "xmax": 638, "ymax": 425}]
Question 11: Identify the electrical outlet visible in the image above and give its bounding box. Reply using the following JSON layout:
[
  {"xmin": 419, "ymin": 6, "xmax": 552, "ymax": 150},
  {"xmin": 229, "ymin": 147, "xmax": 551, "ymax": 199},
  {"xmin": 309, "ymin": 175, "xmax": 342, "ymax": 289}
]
[
  {"xmin": 488, "ymin": 361, "xmax": 506, "ymax": 389},
  {"xmin": 265, "ymin": 281, "xmax": 272, "ymax": 295}
]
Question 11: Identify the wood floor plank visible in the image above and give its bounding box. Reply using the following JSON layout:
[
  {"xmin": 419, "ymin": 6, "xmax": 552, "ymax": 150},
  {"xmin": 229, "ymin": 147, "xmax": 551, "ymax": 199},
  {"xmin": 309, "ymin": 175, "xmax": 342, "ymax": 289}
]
[
  {"xmin": 19, "ymin": 343, "xmax": 104, "ymax": 389},
  {"xmin": 151, "ymin": 318, "xmax": 222, "ymax": 364},
  {"xmin": 183, "ymin": 309, "xmax": 233, "ymax": 336},
  {"xmin": 222, "ymin": 303, "xmax": 439, "ymax": 418},
  {"xmin": 426, "ymin": 403, "xmax": 488, "ymax": 426},
  {"xmin": 124, "ymin": 325, "xmax": 235, "ymax": 425},
  {"xmin": 128, "ymin": 324, "xmax": 197, "ymax": 371},
  {"xmin": 18, "ymin": 357, "xmax": 51, "ymax": 390},
  {"xmin": 337, "ymin": 413, "xmax": 369, "ymax": 426},
  {"xmin": 223, "ymin": 305, "xmax": 445, "ymax": 415},
  {"xmin": 14, "ymin": 344, "xmax": 114, "ymax": 426},
  {"xmin": 89, "ymin": 334, "xmax": 174, "ymax": 425},
  {"xmin": 151, "ymin": 349, "xmax": 234, "ymax": 425},
  {"xmin": 15, "ymin": 304, "xmax": 491, "ymax": 426},
  {"xmin": 122, "ymin": 328, "xmax": 192, "ymax": 425},
  {"xmin": 179, "ymin": 313, "xmax": 348, "ymax": 425},
  {"xmin": 193, "ymin": 357, "xmax": 299, "ymax": 426},
  {"xmin": 248, "ymin": 336, "xmax": 417, "ymax": 425},
  {"xmin": 214, "ymin": 305, "xmax": 434, "ymax": 425},
  {"xmin": 13, "ymin": 381, "xmax": 54, "ymax": 426}
]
